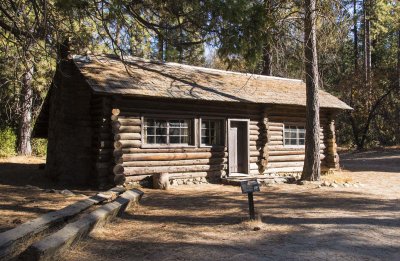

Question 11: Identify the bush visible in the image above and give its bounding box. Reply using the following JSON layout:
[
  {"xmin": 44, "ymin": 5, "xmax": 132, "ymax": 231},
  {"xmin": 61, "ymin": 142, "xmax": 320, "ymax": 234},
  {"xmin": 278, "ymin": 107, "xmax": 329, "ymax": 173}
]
[
  {"xmin": 0, "ymin": 127, "xmax": 16, "ymax": 157},
  {"xmin": 32, "ymin": 138, "xmax": 47, "ymax": 157}
]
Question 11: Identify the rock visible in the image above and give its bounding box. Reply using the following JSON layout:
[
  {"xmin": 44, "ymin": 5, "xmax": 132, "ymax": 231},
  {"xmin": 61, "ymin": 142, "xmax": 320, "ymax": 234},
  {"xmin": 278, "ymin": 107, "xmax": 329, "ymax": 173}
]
[
  {"xmin": 152, "ymin": 173, "xmax": 170, "ymax": 190},
  {"xmin": 25, "ymin": 185, "xmax": 41, "ymax": 190},
  {"xmin": 45, "ymin": 189, "xmax": 59, "ymax": 193},
  {"xmin": 343, "ymin": 183, "xmax": 350, "ymax": 188},
  {"xmin": 330, "ymin": 183, "xmax": 338, "ymax": 188},
  {"xmin": 321, "ymin": 181, "xmax": 330, "ymax": 187},
  {"xmin": 171, "ymin": 179, "xmax": 178, "ymax": 186},
  {"xmin": 253, "ymin": 227, "xmax": 261, "ymax": 231},
  {"xmin": 60, "ymin": 190, "xmax": 75, "ymax": 197}
]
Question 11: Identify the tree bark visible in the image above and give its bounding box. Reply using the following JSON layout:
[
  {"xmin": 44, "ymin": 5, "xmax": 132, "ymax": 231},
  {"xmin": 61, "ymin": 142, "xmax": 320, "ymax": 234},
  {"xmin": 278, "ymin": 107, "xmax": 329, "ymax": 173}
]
[
  {"xmin": 353, "ymin": 0, "xmax": 358, "ymax": 72},
  {"xmin": 17, "ymin": 65, "xmax": 34, "ymax": 156},
  {"xmin": 363, "ymin": 0, "xmax": 372, "ymax": 107},
  {"xmin": 261, "ymin": 0, "xmax": 273, "ymax": 76},
  {"xmin": 301, "ymin": 0, "xmax": 321, "ymax": 181}
]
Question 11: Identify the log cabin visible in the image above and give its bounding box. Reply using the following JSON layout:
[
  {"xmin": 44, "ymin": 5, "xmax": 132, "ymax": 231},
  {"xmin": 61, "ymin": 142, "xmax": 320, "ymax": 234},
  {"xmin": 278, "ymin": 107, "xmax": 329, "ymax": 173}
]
[{"xmin": 33, "ymin": 54, "xmax": 351, "ymax": 188}]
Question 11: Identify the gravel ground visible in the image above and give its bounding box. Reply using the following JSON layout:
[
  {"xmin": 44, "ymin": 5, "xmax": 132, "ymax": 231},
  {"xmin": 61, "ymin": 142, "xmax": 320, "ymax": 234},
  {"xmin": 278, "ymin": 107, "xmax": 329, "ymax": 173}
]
[{"xmin": 63, "ymin": 149, "xmax": 400, "ymax": 261}]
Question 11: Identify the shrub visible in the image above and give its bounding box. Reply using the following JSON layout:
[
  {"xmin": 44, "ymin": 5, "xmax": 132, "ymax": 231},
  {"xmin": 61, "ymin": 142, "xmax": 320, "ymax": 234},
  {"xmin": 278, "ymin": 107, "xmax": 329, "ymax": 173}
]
[
  {"xmin": 0, "ymin": 127, "xmax": 16, "ymax": 157},
  {"xmin": 32, "ymin": 138, "xmax": 47, "ymax": 157}
]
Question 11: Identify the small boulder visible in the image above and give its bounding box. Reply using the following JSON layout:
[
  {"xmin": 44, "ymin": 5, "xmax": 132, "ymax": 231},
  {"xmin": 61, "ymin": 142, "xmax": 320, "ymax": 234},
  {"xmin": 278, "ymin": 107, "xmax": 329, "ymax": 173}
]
[{"xmin": 60, "ymin": 189, "xmax": 75, "ymax": 197}]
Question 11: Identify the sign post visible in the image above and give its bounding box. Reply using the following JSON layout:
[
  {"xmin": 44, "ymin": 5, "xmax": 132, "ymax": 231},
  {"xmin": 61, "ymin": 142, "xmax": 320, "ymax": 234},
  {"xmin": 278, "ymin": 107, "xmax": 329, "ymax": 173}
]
[{"xmin": 240, "ymin": 180, "xmax": 260, "ymax": 220}]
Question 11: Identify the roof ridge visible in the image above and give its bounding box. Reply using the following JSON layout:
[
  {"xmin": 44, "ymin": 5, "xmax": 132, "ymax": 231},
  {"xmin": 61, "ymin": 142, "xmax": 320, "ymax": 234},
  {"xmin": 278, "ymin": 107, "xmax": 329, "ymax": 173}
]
[{"xmin": 74, "ymin": 54, "xmax": 303, "ymax": 83}]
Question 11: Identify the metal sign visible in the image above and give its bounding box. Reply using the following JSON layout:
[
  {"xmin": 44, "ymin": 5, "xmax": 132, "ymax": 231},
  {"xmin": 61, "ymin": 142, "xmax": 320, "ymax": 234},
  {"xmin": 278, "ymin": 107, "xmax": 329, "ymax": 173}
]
[
  {"xmin": 240, "ymin": 180, "xmax": 260, "ymax": 220},
  {"xmin": 240, "ymin": 180, "xmax": 260, "ymax": 194}
]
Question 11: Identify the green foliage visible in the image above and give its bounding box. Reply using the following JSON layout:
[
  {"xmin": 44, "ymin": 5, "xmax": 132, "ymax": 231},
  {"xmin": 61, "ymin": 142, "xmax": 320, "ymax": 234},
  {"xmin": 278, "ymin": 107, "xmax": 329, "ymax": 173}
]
[
  {"xmin": 31, "ymin": 138, "xmax": 47, "ymax": 157},
  {"xmin": 0, "ymin": 127, "xmax": 16, "ymax": 157}
]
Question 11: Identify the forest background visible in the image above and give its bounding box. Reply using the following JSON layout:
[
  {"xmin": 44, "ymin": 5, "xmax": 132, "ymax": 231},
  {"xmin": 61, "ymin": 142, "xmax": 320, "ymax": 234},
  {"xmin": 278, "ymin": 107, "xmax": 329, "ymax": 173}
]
[{"xmin": 0, "ymin": 0, "xmax": 399, "ymax": 157}]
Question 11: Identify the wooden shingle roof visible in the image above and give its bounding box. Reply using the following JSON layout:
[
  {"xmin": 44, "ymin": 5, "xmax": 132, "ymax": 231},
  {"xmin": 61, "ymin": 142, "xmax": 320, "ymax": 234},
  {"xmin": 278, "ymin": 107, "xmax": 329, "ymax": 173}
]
[{"xmin": 73, "ymin": 55, "xmax": 351, "ymax": 110}]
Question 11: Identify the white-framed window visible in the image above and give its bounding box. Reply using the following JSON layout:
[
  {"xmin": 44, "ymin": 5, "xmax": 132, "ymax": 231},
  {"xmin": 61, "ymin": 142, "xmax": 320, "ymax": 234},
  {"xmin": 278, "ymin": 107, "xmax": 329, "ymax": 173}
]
[
  {"xmin": 200, "ymin": 119, "xmax": 224, "ymax": 146},
  {"xmin": 143, "ymin": 118, "xmax": 193, "ymax": 145},
  {"xmin": 284, "ymin": 125, "xmax": 305, "ymax": 146}
]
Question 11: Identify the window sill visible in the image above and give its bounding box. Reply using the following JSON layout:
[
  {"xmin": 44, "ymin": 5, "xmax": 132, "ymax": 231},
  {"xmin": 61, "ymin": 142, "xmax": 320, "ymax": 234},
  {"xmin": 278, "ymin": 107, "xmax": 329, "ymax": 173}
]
[
  {"xmin": 141, "ymin": 144, "xmax": 197, "ymax": 149},
  {"xmin": 283, "ymin": 145, "xmax": 305, "ymax": 149}
]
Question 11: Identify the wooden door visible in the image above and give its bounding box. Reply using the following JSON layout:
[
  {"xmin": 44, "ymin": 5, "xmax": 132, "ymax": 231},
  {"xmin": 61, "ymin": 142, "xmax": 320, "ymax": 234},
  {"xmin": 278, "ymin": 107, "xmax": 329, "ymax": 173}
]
[
  {"xmin": 229, "ymin": 121, "xmax": 249, "ymax": 175},
  {"xmin": 229, "ymin": 126, "xmax": 238, "ymax": 173}
]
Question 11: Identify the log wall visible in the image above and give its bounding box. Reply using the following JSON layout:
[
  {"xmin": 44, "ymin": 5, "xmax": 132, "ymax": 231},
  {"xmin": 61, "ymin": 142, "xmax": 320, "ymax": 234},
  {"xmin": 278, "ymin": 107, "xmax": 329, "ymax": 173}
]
[
  {"xmin": 46, "ymin": 59, "xmax": 94, "ymax": 185},
  {"xmin": 105, "ymin": 98, "xmax": 339, "ymax": 184},
  {"xmin": 110, "ymin": 97, "xmax": 263, "ymax": 183}
]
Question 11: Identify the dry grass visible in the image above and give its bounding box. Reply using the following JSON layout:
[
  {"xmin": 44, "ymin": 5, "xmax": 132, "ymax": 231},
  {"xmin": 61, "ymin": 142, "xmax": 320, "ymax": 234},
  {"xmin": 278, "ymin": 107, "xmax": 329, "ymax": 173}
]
[{"xmin": 321, "ymin": 169, "xmax": 353, "ymax": 183}]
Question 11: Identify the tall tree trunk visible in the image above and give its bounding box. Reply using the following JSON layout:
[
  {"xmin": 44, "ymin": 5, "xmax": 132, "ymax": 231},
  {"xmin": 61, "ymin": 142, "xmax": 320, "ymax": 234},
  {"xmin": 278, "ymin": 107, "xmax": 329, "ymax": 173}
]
[
  {"xmin": 158, "ymin": 33, "xmax": 164, "ymax": 62},
  {"xmin": 301, "ymin": 0, "xmax": 321, "ymax": 181},
  {"xmin": 398, "ymin": 29, "xmax": 400, "ymax": 90},
  {"xmin": 261, "ymin": 0, "xmax": 273, "ymax": 76},
  {"xmin": 363, "ymin": 0, "xmax": 372, "ymax": 109},
  {"xmin": 17, "ymin": 65, "xmax": 33, "ymax": 156},
  {"xmin": 261, "ymin": 42, "xmax": 272, "ymax": 76},
  {"xmin": 353, "ymin": 0, "xmax": 358, "ymax": 73}
]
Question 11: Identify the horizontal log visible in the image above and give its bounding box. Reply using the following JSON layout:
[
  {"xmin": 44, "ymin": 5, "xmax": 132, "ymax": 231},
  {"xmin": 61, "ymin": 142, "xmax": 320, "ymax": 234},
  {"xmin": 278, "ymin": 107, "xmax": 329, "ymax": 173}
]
[
  {"xmin": 114, "ymin": 140, "xmax": 141, "ymax": 149},
  {"xmin": 268, "ymin": 126, "xmax": 283, "ymax": 131},
  {"xmin": 121, "ymin": 158, "xmax": 228, "ymax": 167},
  {"xmin": 268, "ymin": 122, "xmax": 283, "ymax": 127},
  {"xmin": 269, "ymin": 154, "xmax": 325, "ymax": 162},
  {"xmin": 250, "ymin": 130, "xmax": 260, "ymax": 135},
  {"xmin": 113, "ymin": 119, "xmax": 141, "ymax": 126},
  {"xmin": 169, "ymin": 171, "xmax": 224, "ymax": 179},
  {"xmin": 250, "ymin": 151, "xmax": 260, "ymax": 157},
  {"xmin": 250, "ymin": 163, "xmax": 258, "ymax": 170},
  {"xmin": 114, "ymin": 146, "xmax": 226, "ymax": 156},
  {"xmin": 268, "ymin": 145, "xmax": 326, "ymax": 150},
  {"xmin": 268, "ymin": 150, "xmax": 324, "ymax": 156},
  {"xmin": 125, "ymin": 175, "xmax": 152, "ymax": 182},
  {"xmin": 250, "ymin": 135, "xmax": 259, "ymax": 141},
  {"xmin": 264, "ymin": 167, "xmax": 303, "ymax": 173},
  {"xmin": 268, "ymin": 140, "xmax": 283, "ymax": 145},
  {"xmin": 118, "ymin": 102, "xmax": 260, "ymax": 115},
  {"xmin": 267, "ymin": 161, "xmax": 304, "ymax": 168},
  {"xmin": 124, "ymin": 164, "xmax": 226, "ymax": 175},
  {"xmin": 270, "ymin": 135, "xmax": 283, "ymax": 141},
  {"xmin": 112, "ymin": 125, "xmax": 141, "ymax": 134},
  {"xmin": 120, "ymin": 152, "xmax": 228, "ymax": 162},
  {"xmin": 114, "ymin": 133, "xmax": 141, "ymax": 141}
]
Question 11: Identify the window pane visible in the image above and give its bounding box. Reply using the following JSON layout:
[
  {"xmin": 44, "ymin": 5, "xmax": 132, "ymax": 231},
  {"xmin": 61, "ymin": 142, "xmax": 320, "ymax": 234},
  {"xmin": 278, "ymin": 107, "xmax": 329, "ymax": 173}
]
[
  {"xmin": 156, "ymin": 136, "xmax": 167, "ymax": 144},
  {"xmin": 145, "ymin": 119, "xmax": 154, "ymax": 126},
  {"xmin": 290, "ymin": 139, "xmax": 297, "ymax": 145},
  {"xmin": 147, "ymin": 136, "xmax": 155, "ymax": 144},
  {"xmin": 146, "ymin": 127, "xmax": 154, "ymax": 135},
  {"xmin": 290, "ymin": 132, "xmax": 296, "ymax": 139},
  {"xmin": 201, "ymin": 119, "xmax": 222, "ymax": 145},
  {"xmin": 299, "ymin": 139, "xmax": 305, "ymax": 145},
  {"xmin": 170, "ymin": 136, "xmax": 180, "ymax": 144},
  {"xmin": 170, "ymin": 128, "xmax": 179, "ymax": 135},
  {"xmin": 299, "ymin": 132, "xmax": 305, "ymax": 139},
  {"xmin": 169, "ymin": 120, "xmax": 180, "ymax": 127},
  {"xmin": 285, "ymin": 139, "xmax": 290, "ymax": 145},
  {"xmin": 156, "ymin": 128, "xmax": 167, "ymax": 135},
  {"xmin": 181, "ymin": 136, "xmax": 188, "ymax": 143},
  {"xmin": 181, "ymin": 121, "xmax": 189, "ymax": 127}
]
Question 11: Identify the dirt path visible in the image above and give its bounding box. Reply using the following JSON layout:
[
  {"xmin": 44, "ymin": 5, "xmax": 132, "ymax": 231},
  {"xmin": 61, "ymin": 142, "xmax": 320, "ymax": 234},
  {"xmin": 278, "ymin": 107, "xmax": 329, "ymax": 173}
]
[
  {"xmin": 0, "ymin": 157, "xmax": 95, "ymax": 232},
  {"xmin": 63, "ymin": 149, "xmax": 400, "ymax": 261}
]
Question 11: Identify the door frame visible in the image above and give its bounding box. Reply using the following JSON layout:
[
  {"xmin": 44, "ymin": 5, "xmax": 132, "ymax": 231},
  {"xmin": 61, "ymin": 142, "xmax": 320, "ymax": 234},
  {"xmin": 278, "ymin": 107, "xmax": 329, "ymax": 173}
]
[{"xmin": 227, "ymin": 118, "xmax": 250, "ymax": 176}]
